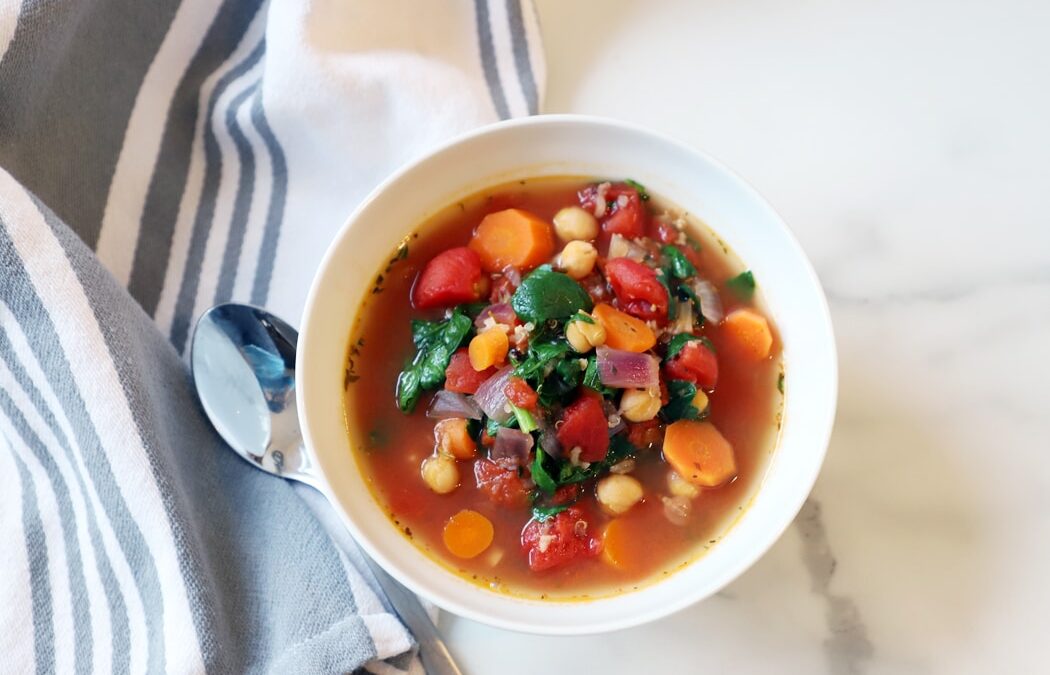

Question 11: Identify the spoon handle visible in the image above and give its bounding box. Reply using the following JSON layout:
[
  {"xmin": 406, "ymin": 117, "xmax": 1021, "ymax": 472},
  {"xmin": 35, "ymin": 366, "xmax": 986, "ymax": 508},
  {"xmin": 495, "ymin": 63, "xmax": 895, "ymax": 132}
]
[{"xmin": 362, "ymin": 556, "xmax": 463, "ymax": 675}]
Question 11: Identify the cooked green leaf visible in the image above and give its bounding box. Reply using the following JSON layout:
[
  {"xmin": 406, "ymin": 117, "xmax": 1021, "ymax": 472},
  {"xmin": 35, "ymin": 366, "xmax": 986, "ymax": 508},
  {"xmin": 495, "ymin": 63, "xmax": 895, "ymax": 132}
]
[
  {"xmin": 511, "ymin": 404, "xmax": 538, "ymax": 433},
  {"xmin": 777, "ymin": 372, "xmax": 785, "ymax": 394},
  {"xmin": 726, "ymin": 270, "xmax": 756, "ymax": 300},
  {"xmin": 531, "ymin": 503, "xmax": 570, "ymax": 522},
  {"xmin": 662, "ymin": 245, "xmax": 697, "ymax": 279},
  {"xmin": 513, "ymin": 334, "xmax": 571, "ymax": 382},
  {"xmin": 551, "ymin": 435, "xmax": 638, "ymax": 487},
  {"xmin": 396, "ymin": 309, "xmax": 472, "ymax": 412},
  {"xmin": 582, "ymin": 353, "xmax": 614, "ymax": 396},
  {"xmin": 676, "ymin": 283, "xmax": 703, "ymax": 324},
  {"xmin": 570, "ymin": 310, "xmax": 595, "ymax": 325},
  {"xmin": 624, "ymin": 178, "xmax": 650, "ymax": 201},
  {"xmin": 661, "ymin": 379, "xmax": 710, "ymax": 422},
  {"xmin": 511, "ymin": 265, "xmax": 593, "ymax": 324},
  {"xmin": 665, "ymin": 333, "xmax": 701, "ymax": 361},
  {"xmin": 531, "ymin": 450, "xmax": 558, "ymax": 495},
  {"xmin": 657, "ymin": 267, "xmax": 677, "ymax": 322}
]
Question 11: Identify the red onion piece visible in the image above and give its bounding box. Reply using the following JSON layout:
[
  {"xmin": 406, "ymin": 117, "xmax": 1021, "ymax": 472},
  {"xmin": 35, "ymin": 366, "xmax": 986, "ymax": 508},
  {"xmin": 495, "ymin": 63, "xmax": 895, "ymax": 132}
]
[
  {"xmin": 537, "ymin": 417, "xmax": 562, "ymax": 459},
  {"xmin": 690, "ymin": 279, "xmax": 723, "ymax": 324},
  {"xmin": 607, "ymin": 234, "xmax": 647, "ymax": 262},
  {"xmin": 472, "ymin": 365, "xmax": 515, "ymax": 423},
  {"xmin": 426, "ymin": 390, "xmax": 483, "ymax": 420},
  {"xmin": 596, "ymin": 347, "xmax": 659, "ymax": 389},
  {"xmin": 474, "ymin": 303, "xmax": 517, "ymax": 331},
  {"xmin": 491, "ymin": 427, "xmax": 534, "ymax": 470},
  {"xmin": 501, "ymin": 266, "xmax": 522, "ymax": 288}
]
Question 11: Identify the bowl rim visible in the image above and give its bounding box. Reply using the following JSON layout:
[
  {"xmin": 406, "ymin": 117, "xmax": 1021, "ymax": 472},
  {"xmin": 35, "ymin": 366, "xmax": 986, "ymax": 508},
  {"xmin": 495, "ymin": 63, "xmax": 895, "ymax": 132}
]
[{"xmin": 297, "ymin": 113, "xmax": 838, "ymax": 634}]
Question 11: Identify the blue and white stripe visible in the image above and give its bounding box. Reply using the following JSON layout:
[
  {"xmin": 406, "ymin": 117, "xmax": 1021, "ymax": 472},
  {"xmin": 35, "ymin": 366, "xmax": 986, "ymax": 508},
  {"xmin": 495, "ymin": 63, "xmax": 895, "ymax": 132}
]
[{"xmin": 0, "ymin": 0, "xmax": 544, "ymax": 671}]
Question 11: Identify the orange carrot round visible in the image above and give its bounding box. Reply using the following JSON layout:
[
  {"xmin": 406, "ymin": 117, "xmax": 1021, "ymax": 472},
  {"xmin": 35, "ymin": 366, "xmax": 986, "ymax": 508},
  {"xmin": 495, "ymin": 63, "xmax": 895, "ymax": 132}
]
[
  {"xmin": 469, "ymin": 208, "xmax": 555, "ymax": 273},
  {"xmin": 592, "ymin": 303, "xmax": 656, "ymax": 352},
  {"xmin": 442, "ymin": 510, "xmax": 494, "ymax": 559},
  {"xmin": 601, "ymin": 518, "xmax": 639, "ymax": 571},
  {"xmin": 662, "ymin": 420, "xmax": 737, "ymax": 487},
  {"xmin": 722, "ymin": 308, "xmax": 773, "ymax": 360}
]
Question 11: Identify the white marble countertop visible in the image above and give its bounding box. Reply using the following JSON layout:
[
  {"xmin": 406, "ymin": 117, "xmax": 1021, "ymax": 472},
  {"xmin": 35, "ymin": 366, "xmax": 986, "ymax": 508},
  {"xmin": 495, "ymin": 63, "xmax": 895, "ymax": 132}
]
[{"xmin": 438, "ymin": 1, "xmax": 1050, "ymax": 672}]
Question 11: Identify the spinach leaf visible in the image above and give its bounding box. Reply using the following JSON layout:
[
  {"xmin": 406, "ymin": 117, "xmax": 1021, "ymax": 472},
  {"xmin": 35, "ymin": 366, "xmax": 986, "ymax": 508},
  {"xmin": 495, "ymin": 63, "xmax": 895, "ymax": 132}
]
[
  {"xmin": 531, "ymin": 503, "xmax": 570, "ymax": 522},
  {"xmin": 531, "ymin": 450, "xmax": 558, "ymax": 495},
  {"xmin": 777, "ymin": 372, "xmax": 785, "ymax": 394},
  {"xmin": 726, "ymin": 270, "xmax": 756, "ymax": 300},
  {"xmin": 662, "ymin": 245, "xmax": 697, "ymax": 279},
  {"xmin": 570, "ymin": 310, "xmax": 595, "ymax": 325},
  {"xmin": 396, "ymin": 309, "xmax": 472, "ymax": 412},
  {"xmin": 665, "ymin": 333, "xmax": 701, "ymax": 361},
  {"xmin": 513, "ymin": 334, "xmax": 571, "ymax": 382},
  {"xmin": 552, "ymin": 435, "xmax": 638, "ymax": 487},
  {"xmin": 676, "ymin": 284, "xmax": 704, "ymax": 324},
  {"xmin": 511, "ymin": 404, "xmax": 538, "ymax": 433},
  {"xmin": 661, "ymin": 379, "xmax": 710, "ymax": 422},
  {"xmin": 582, "ymin": 353, "xmax": 614, "ymax": 396},
  {"xmin": 511, "ymin": 265, "xmax": 593, "ymax": 324},
  {"xmin": 537, "ymin": 357, "xmax": 583, "ymax": 407},
  {"xmin": 624, "ymin": 178, "xmax": 650, "ymax": 201},
  {"xmin": 657, "ymin": 267, "xmax": 677, "ymax": 322}
]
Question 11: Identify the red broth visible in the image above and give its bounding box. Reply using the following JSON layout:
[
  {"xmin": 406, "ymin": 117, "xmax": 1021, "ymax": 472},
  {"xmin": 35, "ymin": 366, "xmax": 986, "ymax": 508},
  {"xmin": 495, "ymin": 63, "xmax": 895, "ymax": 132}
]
[{"xmin": 344, "ymin": 177, "xmax": 783, "ymax": 599}]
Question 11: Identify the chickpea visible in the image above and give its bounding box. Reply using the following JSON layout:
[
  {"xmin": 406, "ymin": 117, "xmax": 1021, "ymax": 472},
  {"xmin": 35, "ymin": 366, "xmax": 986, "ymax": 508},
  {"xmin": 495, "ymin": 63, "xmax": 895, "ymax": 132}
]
[
  {"xmin": 667, "ymin": 470, "xmax": 701, "ymax": 499},
  {"xmin": 691, "ymin": 389, "xmax": 709, "ymax": 413},
  {"xmin": 553, "ymin": 206, "xmax": 599, "ymax": 242},
  {"xmin": 565, "ymin": 316, "xmax": 607, "ymax": 353},
  {"xmin": 557, "ymin": 240, "xmax": 598, "ymax": 279},
  {"xmin": 619, "ymin": 388, "xmax": 661, "ymax": 422},
  {"xmin": 421, "ymin": 454, "xmax": 459, "ymax": 494},
  {"xmin": 596, "ymin": 474, "xmax": 644, "ymax": 515}
]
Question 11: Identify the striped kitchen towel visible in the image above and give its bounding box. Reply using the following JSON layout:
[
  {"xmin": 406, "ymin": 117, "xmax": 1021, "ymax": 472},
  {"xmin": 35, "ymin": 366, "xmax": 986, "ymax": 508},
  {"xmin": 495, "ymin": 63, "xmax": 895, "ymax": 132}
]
[{"xmin": 0, "ymin": 1, "xmax": 544, "ymax": 673}]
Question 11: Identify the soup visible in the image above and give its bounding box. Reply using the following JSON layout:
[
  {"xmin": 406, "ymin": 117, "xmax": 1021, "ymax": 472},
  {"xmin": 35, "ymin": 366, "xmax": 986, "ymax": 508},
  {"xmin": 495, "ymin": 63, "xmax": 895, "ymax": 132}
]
[{"xmin": 344, "ymin": 177, "xmax": 783, "ymax": 599}]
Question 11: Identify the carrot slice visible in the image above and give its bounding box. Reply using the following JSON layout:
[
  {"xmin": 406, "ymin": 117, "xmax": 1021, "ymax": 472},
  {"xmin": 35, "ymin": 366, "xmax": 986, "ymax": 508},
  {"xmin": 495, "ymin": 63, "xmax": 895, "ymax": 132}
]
[
  {"xmin": 722, "ymin": 308, "xmax": 773, "ymax": 360},
  {"xmin": 434, "ymin": 418, "xmax": 477, "ymax": 460},
  {"xmin": 601, "ymin": 518, "xmax": 640, "ymax": 571},
  {"xmin": 442, "ymin": 510, "xmax": 494, "ymax": 559},
  {"xmin": 662, "ymin": 420, "xmax": 737, "ymax": 487},
  {"xmin": 469, "ymin": 208, "xmax": 556, "ymax": 273},
  {"xmin": 592, "ymin": 303, "xmax": 656, "ymax": 353},
  {"xmin": 468, "ymin": 327, "xmax": 509, "ymax": 371}
]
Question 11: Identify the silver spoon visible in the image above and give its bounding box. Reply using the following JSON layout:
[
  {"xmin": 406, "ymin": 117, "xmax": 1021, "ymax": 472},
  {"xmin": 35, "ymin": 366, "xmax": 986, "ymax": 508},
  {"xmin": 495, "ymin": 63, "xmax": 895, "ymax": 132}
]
[{"xmin": 191, "ymin": 303, "xmax": 462, "ymax": 675}]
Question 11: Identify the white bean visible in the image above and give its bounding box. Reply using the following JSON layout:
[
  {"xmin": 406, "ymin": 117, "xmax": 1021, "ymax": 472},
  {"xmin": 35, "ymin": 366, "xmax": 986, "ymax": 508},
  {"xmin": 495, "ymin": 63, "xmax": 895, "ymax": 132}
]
[
  {"xmin": 557, "ymin": 240, "xmax": 598, "ymax": 279},
  {"xmin": 421, "ymin": 454, "xmax": 459, "ymax": 494},
  {"xmin": 596, "ymin": 474, "xmax": 644, "ymax": 515},
  {"xmin": 553, "ymin": 206, "xmax": 599, "ymax": 242},
  {"xmin": 619, "ymin": 388, "xmax": 661, "ymax": 422}
]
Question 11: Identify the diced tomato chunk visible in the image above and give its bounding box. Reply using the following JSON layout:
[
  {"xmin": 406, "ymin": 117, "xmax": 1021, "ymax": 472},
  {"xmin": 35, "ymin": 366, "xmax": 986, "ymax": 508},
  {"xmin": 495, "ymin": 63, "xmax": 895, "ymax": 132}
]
[
  {"xmin": 578, "ymin": 183, "xmax": 648, "ymax": 240},
  {"xmin": 664, "ymin": 340, "xmax": 719, "ymax": 389},
  {"xmin": 444, "ymin": 349, "xmax": 495, "ymax": 394},
  {"xmin": 603, "ymin": 257, "xmax": 669, "ymax": 322},
  {"xmin": 504, "ymin": 376, "xmax": 538, "ymax": 411},
  {"xmin": 627, "ymin": 419, "xmax": 664, "ymax": 450},
  {"xmin": 520, "ymin": 506, "xmax": 602, "ymax": 571},
  {"xmin": 411, "ymin": 247, "xmax": 487, "ymax": 309},
  {"xmin": 556, "ymin": 390, "xmax": 610, "ymax": 462},
  {"xmin": 474, "ymin": 458, "xmax": 529, "ymax": 509}
]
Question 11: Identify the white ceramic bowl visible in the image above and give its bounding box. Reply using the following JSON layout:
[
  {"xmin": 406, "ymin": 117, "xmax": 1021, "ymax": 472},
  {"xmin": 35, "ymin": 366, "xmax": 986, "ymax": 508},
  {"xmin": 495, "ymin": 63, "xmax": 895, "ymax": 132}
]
[{"xmin": 297, "ymin": 115, "xmax": 837, "ymax": 634}]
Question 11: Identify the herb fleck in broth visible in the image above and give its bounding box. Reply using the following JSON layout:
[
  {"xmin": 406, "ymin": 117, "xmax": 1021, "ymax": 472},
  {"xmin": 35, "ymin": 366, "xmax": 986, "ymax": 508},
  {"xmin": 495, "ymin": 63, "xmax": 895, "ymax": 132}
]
[{"xmin": 344, "ymin": 177, "xmax": 783, "ymax": 599}]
